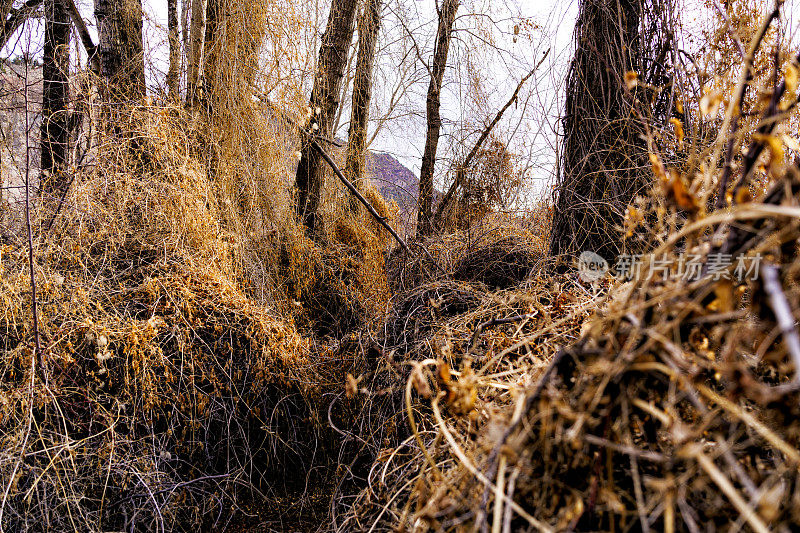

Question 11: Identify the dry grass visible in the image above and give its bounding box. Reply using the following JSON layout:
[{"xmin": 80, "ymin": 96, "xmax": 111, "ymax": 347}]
[
  {"xmin": 2, "ymin": 1, "xmax": 800, "ymax": 531},
  {"xmin": 0, "ymin": 91, "xmax": 382, "ymax": 529}
]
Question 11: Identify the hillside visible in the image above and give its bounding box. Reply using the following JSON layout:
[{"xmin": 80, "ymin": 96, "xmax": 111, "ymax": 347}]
[{"xmin": 366, "ymin": 150, "xmax": 418, "ymax": 212}]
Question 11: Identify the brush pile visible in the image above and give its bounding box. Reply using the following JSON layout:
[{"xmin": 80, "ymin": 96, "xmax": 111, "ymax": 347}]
[
  {"xmin": 0, "ymin": 106, "xmax": 358, "ymax": 531},
  {"xmin": 337, "ymin": 163, "xmax": 800, "ymax": 532},
  {"xmin": 335, "ymin": 41, "xmax": 800, "ymax": 524}
]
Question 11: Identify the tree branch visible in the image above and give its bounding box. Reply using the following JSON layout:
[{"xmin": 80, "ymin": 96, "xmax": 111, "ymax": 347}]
[
  {"xmin": 0, "ymin": 0, "xmax": 42, "ymax": 51},
  {"xmin": 67, "ymin": 0, "xmax": 99, "ymax": 73},
  {"xmin": 432, "ymin": 49, "xmax": 548, "ymax": 227}
]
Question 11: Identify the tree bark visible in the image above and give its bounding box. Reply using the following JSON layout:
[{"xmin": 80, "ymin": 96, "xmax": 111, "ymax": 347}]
[
  {"xmin": 167, "ymin": 0, "xmax": 180, "ymax": 99},
  {"xmin": 186, "ymin": 0, "xmax": 207, "ymax": 106},
  {"xmin": 549, "ymin": 0, "xmax": 648, "ymax": 261},
  {"xmin": 416, "ymin": 0, "xmax": 458, "ymax": 238},
  {"xmin": 294, "ymin": 0, "xmax": 359, "ymax": 232},
  {"xmin": 344, "ymin": 0, "xmax": 382, "ymax": 212},
  {"xmin": 93, "ymin": 0, "xmax": 146, "ymax": 101},
  {"xmin": 40, "ymin": 0, "xmax": 70, "ymax": 196}
]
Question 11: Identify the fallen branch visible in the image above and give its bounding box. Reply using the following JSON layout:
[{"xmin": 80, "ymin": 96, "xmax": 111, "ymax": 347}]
[
  {"xmin": 307, "ymin": 135, "xmax": 412, "ymax": 255},
  {"xmin": 67, "ymin": 0, "xmax": 99, "ymax": 73}
]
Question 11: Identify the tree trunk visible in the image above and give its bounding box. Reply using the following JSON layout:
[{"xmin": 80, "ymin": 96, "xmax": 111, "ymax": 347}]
[
  {"xmin": 40, "ymin": 0, "xmax": 70, "ymax": 196},
  {"xmin": 549, "ymin": 0, "xmax": 645, "ymax": 261},
  {"xmin": 181, "ymin": 0, "xmax": 189, "ymax": 82},
  {"xmin": 294, "ymin": 0, "xmax": 359, "ymax": 232},
  {"xmin": 186, "ymin": 0, "xmax": 207, "ymax": 106},
  {"xmin": 93, "ymin": 0, "xmax": 145, "ymax": 100},
  {"xmin": 167, "ymin": 0, "xmax": 180, "ymax": 99},
  {"xmin": 416, "ymin": 0, "xmax": 458, "ymax": 238},
  {"xmin": 344, "ymin": 0, "xmax": 382, "ymax": 212}
]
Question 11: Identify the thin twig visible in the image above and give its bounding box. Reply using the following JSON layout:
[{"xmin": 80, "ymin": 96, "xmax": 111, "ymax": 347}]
[{"xmin": 761, "ymin": 263, "xmax": 800, "ymax": 385}]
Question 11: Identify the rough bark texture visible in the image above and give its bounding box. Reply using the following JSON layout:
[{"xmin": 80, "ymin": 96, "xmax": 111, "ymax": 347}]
[
  {"xmin": 94, "ymin": 0, "xmax": 146, "ymax": 100},
  {"xmin": 186, "ymin": 0, "xmax": 206, "ymax": 106},
  {"xmin": 416, "ymin": 0, "xmax": 459, "ymax": 238},
  {"xmin": 167, "ymin": 0, "xmax": 180, "ymax": 99},
  {"xmin": 549, "ymin": 0, "xmax": 646, "ymax": 261},
  {"xmin": 40, "ymin": 0, "xmax": 70, "ymax": 196},
  {"xmin": 294, "ymin": 0, "xmax": 359, "ymax": 232},
  {"xmin": 344, "ymin": 0, "xmax": 382, "ymax": 212}
]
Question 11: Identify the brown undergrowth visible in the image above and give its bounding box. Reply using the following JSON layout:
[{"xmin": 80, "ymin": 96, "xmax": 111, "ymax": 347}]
[{"xmin": 0, "ymin": 102, "xmax": 381, "ymax": 531}]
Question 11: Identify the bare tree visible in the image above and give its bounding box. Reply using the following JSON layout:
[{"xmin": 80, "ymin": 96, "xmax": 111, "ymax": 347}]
[
  {"xmin": 94, "ymin": 0, "xmax": 146, "ymax": 100},
  {"xmin": 294, "ymin": 0, "xmax": 359, "ymax": 232},
  {"xmin": 186, "ymin": 0, "xmax": 207, "ymax": 106},
  {"xmin": 550, "ymin": 0, "xmax": 675, "ymax": 260},
  {"xmin": 167, "ymin": 0, "xmax": 180, "ymax": 99},
  {"xmin": 432, "ymin": 56, "xmax": 545, "ymax": 229},
  {"xmin": 40, "ymin": 0, "xmax": 70, "ymax": 196},
  {"xmin": 416, "ymin": 0, "xmax": 458, "ymax": 238},
  {"xmin": 344, "ymin": 0, "xmax": 382, "ymax": 211}
]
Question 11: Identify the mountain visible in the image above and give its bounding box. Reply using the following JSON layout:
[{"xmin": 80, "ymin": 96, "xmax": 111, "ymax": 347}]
[{"xmin": 365, "ymin": 151, "xmax": 418, "ymax": 213}]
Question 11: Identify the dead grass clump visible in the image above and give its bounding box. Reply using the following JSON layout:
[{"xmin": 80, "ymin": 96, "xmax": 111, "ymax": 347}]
[
  {"xmin": 0, "ymin": 103, "xmax": 357, "ymax": 530},
  {"xmin": 332, "ymin": 268, "xmax": 596, "ymax": 530},
  {"xmin": 384, "ymin": 281, "xmax": 485, "ymax": 354},
  {"xmin": 288, "ymin": 201, "xmax": 393, "ymax": 338},
  {"xmin": 337, "ymin": 158, "xmax": 800, "ymax": 531},
  {"xmin": 451, "ymin": 234, "xmax": 543, "ymax": 290},
  {"xmin": 388, "ymin": 222, "xmax": 546, "ymax": 293}
]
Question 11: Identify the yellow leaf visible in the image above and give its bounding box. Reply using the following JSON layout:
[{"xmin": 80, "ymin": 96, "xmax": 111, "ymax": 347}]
[
  {"xmin": 700, "ymin": 90, "xmax": 722, "ymax": 117},
  {"xmin": 752, "ymin": 133, "xmax": 785, "ymax": 169},
  {"xmin": 734, "ymin": 187, "xmax": 752, "ymax": 204},
  {"xmin": 624, "ymin": 71, "xmax": 638, "ymax": 90},
  {"xmin": 649, "ymin": 153, "xmax": 666, "ymax": 180},
  {"xmin": 669, "ymin": 170, "xmax": 699, "ymax": 213},
  {"xmin": 669, "ymin": 117, "xmax": 685, "ymax": 146},
  {"xmin": 786, "ymin": 62, "xmax": 799, "ymax": 96}
]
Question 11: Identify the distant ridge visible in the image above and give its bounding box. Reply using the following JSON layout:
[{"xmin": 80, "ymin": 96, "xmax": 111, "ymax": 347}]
[{"xmin": 365, "ymin": 151, "xmax": 418, "ymax": 213}]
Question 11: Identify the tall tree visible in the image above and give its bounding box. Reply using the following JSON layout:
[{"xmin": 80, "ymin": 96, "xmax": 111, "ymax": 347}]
[
  {"xmin": 416, "ymin": 0, "xmax": 458, "ymax": 238},
  {"xmin": 166, "ymin": 0, "xmax": 180, "ymax": 99},
  {"xmin": 294, "ymin": 0, "xmax": 359, "ymax": 232},
  {"xmin": 94, "ymin": 0, "xmax": 146, "ymax": 100},
  {"xmin": 186, "ymin": 0, "xmax": 207, "ymax": 106},
  {"xmin": 40, "ymin": 0, "xmax": 70, "ymax": 196},
  {"xmin": 550, "ymin": 0, "xmax": 672, "ymax": 261},
  {"xmin": 344, "ymin": 0, "xmax": 382, "ymax": 212}
]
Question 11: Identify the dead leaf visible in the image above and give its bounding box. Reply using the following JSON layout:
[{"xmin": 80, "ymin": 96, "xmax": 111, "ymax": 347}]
[
  {"xmin": 700, "ymin": 90, "xmax": 722, "ymax": 116},
  {"xmin": 668, "ymin": 170, "xmax": 699, "ymax": 212},
  {"xmin": 752, "ymin": 133, "xmax": 785, "ymax": 170},
  {"xmin": 624, "ymin": 71, "xmax": 638, "ymax": 90},
  {"xmin": 670, "ymin": 117, "xmax": 685, "ymax": 147}
]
